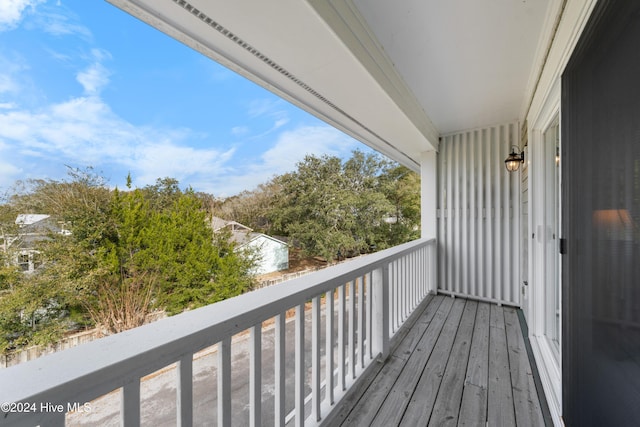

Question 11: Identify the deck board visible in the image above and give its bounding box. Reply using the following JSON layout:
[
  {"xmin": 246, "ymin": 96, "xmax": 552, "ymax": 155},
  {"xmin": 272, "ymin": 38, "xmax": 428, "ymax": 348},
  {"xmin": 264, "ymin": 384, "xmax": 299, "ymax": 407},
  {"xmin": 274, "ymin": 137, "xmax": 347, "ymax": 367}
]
[
  {"xmin": 504, "ymin": 307, "xmax": 545, "ymax": 427},
  {"xmin": 488, "ymin": 304, "xmax": 516, "ymax": 427},
  {"xmin": 339, "ymin": 296, "xmax": 548, "ymax": 427},
  {"xmin": 458, "ymin": 301, "xmax": 490, "ymax": 427},
  {"xmin": 338, "ymin": 294, "xmax": 445, "ymax": 426},
  {"xmin": 427, "ymin": 300, "xmax": 478, "ymax": 427},
  {"xmin": 398, "ymin": 298, "xmax": 465, "ymax": 426},
  {"xmin": 367, "ymin": 297, "xmax": 454, "ymax": 427}
]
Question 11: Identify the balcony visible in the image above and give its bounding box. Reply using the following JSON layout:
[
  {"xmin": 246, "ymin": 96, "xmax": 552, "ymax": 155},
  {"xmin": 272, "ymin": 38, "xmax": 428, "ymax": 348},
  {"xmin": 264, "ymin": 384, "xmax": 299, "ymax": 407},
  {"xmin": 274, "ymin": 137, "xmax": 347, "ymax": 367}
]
[{"xmin": 0, "ymin": 238, "xmax": 546, "ymax": 426}]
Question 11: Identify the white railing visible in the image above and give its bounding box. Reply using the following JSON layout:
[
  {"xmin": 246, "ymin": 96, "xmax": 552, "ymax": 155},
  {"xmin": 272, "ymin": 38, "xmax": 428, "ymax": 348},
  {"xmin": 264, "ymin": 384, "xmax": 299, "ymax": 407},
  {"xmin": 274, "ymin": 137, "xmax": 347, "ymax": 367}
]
[{"xmin": 0, "ymin": 238, "xmax": 436, "ymax": 427}]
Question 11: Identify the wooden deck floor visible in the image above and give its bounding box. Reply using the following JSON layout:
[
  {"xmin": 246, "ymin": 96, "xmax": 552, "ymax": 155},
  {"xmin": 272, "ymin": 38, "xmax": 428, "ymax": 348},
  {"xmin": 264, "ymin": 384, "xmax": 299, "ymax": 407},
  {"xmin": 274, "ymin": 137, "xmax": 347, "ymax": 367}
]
[{"xmin": 331, "ymin": 294, "xmax": 547, "ymax": 427}]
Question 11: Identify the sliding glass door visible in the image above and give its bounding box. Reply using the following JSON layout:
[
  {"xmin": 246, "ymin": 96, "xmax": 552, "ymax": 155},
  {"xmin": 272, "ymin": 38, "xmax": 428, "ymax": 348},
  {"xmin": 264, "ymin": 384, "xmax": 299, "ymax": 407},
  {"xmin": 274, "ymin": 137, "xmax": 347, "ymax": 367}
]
[{"xmin": 562, "ymin": 1, "xmax": 640, "ymax": 425}]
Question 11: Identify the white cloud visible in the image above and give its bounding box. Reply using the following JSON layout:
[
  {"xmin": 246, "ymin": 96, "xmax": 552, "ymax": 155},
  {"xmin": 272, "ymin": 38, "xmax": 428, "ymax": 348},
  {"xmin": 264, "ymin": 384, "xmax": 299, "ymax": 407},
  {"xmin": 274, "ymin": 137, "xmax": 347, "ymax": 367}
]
[
  {"xmin": 30, "ymin": 4, "xmax": 92, "ymax": 39},
  {"xmin": 0, "ymin": 75, "xmax": 19, "ymax": 94},
  {"xmin": 0, "ymin": 160, "xmax": 22, "ymax": 190},
  {"xmin": 0, "ymin": 95, "xmax": 241, "ymax": 191},
  {"xmin": 0, "ymin": 139, "xmax": 23, "ymax": 189},
  {"xmin": 231, "ymin": 126, "xmax": 250, "ymax": 136},
  {"xmin": 204, "ymin": 125, "xmax": 359, "ymax": 196},
  {"xmin": 127, "ymin": 142, "xmax": 236, "ymax": 188},
  {"xmin": 0, "ymin": 88, "xmax": 362, "ymax": 196},
  {"xmin": 0, "ymin": 0, "xmax": 44, "ymax": 31},
  {"xmin": 0, "ymin": 53, "xmax": 29, "ymax": 95},
  {"xmin": 75, "ymin": 49, "xmax": 111, "ymax": 95},
  {"xmin": 248, "ymin": 97, "xmax": 289, "ymax": 123},
  {"xmin": 247, "ymin": 98, "xmax": 283, "ymax": 118},
  {"xmin": 76, "ymin": 62, "xmax": 110, "ymax": 95},
  {"xmin": 261, "ymin": 126, "xmax": 357, "ymax": 172}
]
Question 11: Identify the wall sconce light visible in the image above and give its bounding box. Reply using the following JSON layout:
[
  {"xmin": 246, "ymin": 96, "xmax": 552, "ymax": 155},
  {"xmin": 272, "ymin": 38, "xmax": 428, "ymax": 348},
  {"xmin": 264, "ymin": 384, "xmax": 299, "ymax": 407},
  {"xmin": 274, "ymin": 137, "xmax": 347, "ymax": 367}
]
[{"xmin": 505, "ymin": 146, "xmax": 525, "ymax": 172}]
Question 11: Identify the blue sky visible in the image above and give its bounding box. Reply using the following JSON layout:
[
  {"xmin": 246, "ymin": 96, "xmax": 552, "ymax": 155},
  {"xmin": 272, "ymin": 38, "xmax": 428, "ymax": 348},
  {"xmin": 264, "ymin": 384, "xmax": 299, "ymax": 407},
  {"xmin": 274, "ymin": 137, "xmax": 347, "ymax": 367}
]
[{"xmin": 0, "ymin": 0, "xmax": 366, "ymax": 197}]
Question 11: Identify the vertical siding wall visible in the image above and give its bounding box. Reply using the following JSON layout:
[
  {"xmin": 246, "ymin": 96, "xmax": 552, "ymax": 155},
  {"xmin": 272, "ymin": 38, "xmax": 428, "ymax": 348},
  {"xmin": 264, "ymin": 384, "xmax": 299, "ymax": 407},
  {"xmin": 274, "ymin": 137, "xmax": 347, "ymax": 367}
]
[{"xmin": 437, "ymin": 122, "xmax": 521, "ymax": 306}]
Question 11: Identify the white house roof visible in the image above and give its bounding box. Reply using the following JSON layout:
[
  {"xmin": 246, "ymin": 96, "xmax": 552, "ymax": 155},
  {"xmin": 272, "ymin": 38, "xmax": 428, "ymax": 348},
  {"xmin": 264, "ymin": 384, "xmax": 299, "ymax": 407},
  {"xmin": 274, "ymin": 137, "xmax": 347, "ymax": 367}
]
[
  {"xmin": 15, "ymin": 214, "xmax": 50, "ymax": 227},
  {"xmin": 211, "ymin": 216, "xmax": 285, "ymax": 247},
  {"xmin": 234, "ymin": 232, "xmax": 287, "ymax": 248},
  {"xmin": 211, "ymin": 216, "xmax": 253, "ymax": 232}
]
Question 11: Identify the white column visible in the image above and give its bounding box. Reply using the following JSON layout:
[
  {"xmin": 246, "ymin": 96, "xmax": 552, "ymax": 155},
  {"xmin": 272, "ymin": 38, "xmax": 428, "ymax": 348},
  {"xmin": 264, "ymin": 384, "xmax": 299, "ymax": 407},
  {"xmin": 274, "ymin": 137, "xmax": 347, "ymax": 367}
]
[{"xmin": 421, "ymin": 149, "xmax": 438, "ymax": 294}]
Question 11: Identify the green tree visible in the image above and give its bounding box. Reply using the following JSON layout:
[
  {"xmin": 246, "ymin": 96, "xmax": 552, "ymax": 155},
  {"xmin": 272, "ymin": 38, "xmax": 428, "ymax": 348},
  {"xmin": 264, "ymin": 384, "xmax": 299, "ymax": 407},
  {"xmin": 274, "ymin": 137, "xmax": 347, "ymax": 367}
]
[
  {"xmin": 0, "ymin": 168, "xmax": 111, "ymax": 350},
  {"xmin": 380, "ymin": 165, "xmax": 421, "ymax": 246},
  {"xmin": 269, "ymin": 151, "xmax": 394, "ymax": 262},
  {"xmin": 0, "ymin": 171, "xmax": 257, "ymax": 349},
  {"xmin": 266, "ymin": 150, "xmax": 420, "ymax": 262},
  {"xmin": 140, "ymin": 177, "xmax": 182, "ymax": 212},
  {"xmin": 218, "ymin": 180, "xmax": 281, "ymax": 233}
]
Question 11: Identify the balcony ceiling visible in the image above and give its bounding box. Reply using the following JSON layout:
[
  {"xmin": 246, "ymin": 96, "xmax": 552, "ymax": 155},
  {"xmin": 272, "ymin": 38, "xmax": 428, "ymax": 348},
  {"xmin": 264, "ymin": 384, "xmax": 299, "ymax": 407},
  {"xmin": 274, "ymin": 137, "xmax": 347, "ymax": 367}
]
[{"xmin": 108, "ymin": 0, "xmax": 551, "ymax": 169}]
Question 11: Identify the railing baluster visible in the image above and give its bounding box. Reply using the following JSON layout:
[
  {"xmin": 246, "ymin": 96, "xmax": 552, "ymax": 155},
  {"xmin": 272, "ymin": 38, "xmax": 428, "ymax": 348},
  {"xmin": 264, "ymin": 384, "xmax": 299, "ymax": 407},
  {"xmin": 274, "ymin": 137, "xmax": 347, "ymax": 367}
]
[
  {"xmin": 420, "ymin": 246, "xmax": 424, "ymax": 292},
  {"xmin": 395, "ymin": 260, "xmax": 401, "ymax": 329},
  {"xmin": 177, "ymin": 354, "xmax": 193, "ymax": 427},
  {"xmin": 396, "ymin": 261, "xmax": 401, "ymax": 330},
  {"xmin": 218, "ymin": 337, "xmax": 231, "ymax": 427},
  {"xmin": 393, "ymin": 260, "xmax": 404, "ymax": 325},
  {"xmin": 388, "ymin": 262, "xmax": 395, "ymax": 333},
  {"xmin": 366, "ymin": 272, "xmax": 373, "ymax": 360},
  {"xmin": 412, "ymin": 252, "xmax": 417, "ymax": 307},
  {"xmin": 423, "ymin": 247, "xmax": 428, "ymax": 296},
  {"xmin": 406, "ymin": 256, "xmax": 411, "ymax": 316},
  {"xmin": 121, "ymin": 379, "xmax": 140, "ymax": 426},
  {"xmin": 420, "ymin": 247, "xmax": 425, "ymax": 297},
  {"xmin": 403, "ymin": 256, "xmax": 409, "ymax": 318},
  {"xmin": 295, "ymin": 304, "xmax": 305, "ymax": 427},
  {"xmin": 348, "ymin": 279, "xmax": 356, "ymax": 379},
  {"xmin": 389, "ymin": 261, "xmax": 402, "ymax": 332},
  {"xmin": 338, "ymin": 284, "xmax": 346, "ymax": 391},
  {"xmin": 275, "ymin": 313, "xmax": 286, "ymax": 427},
  {"xmin": 325, "ymin": 289, "xmax": 335, "ymax": 405},
  {"xmin": 312, "ymin": 296, "xmax": 321, "ymax": 422},
  {"xmin": 250, "ymin": 325, "xmax": 262, "ymax": 427},
  {"xmin": 414, "ymin": 253, "xmax": 418, "ymax": 304},
  {"xmin": 426, "ymin": 246, "xmax": 430, "ymax": 294},
  {"xmin": 403, "ymin": 255, "xmax": 408, "ymax": 314},
  {"xmin": 407, "ymin": 254, "xmax": 412, "ymax": 309},
  {"xmin": 357, "ymin": 276, "xmax": 365, "ymax": 369}
]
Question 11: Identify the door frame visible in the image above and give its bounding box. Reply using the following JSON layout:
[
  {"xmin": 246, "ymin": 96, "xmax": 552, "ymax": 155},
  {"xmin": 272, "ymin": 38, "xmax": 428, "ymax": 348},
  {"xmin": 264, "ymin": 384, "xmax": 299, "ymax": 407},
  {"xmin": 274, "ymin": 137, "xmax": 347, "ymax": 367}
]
[{"xmin": 527, "ymin": 77, "xmax": 563, "ymax": 426}]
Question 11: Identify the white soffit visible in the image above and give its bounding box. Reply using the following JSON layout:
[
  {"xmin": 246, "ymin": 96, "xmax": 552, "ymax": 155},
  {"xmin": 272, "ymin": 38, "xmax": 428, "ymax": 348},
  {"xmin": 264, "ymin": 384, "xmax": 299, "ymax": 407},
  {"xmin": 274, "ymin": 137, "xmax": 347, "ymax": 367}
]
[
  {"xmin": 106, "ymin": 0, "xmax": 440, "ymax": 170},
  {"xmin": 349, "ymin": 0, "xmax": 550, "ymax": 134}
]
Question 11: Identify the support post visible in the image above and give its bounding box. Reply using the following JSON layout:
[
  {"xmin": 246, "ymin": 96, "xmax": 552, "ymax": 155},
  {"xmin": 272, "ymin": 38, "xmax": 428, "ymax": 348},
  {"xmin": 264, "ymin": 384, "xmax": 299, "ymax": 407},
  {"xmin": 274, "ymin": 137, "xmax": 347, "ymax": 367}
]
[
  {"xmin": 372, "ymin": 265, "xmax": 390, "ymax": 359},
  {"xmin": 421, "ymin": 149, "xmax": 438, "ymax": 294}
]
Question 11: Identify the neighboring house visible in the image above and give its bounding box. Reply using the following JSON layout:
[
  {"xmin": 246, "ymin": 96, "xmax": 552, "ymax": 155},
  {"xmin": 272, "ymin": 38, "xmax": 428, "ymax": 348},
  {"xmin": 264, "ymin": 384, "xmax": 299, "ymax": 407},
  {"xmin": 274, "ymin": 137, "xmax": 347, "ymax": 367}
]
[
  {"xmin": 211, "ymin": 216, "xmax": 288, "ymax": 275},
  {"xmin": 2, "ymin": 214, "xmax": 69, "ymax": 273}
]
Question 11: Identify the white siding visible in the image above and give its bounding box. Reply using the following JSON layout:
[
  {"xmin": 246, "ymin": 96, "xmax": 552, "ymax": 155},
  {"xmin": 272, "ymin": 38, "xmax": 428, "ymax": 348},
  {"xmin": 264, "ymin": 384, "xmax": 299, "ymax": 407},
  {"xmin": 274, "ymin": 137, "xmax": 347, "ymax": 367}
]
[
  {"xmin": 246, "ymin": 235, "xmax": 288, "ymax": 275},
  {"xmin": 438, "ymin": 122, "xmax": 521, "ymax": 306}
]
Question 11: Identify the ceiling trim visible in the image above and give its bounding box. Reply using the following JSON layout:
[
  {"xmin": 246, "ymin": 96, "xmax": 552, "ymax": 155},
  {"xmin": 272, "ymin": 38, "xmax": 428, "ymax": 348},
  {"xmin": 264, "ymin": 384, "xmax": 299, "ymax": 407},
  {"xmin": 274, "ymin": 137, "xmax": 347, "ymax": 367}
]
[
  {"xmin": 526, "ymin": 0, "xmax": 598, "ymax": 130},
  {"xmin": 519, "ymin": 0, "xmax": 566, "ymax": 123},
  {"xmin": 309, "ymin": 0, "xmax": 440, "ymax": 151}
]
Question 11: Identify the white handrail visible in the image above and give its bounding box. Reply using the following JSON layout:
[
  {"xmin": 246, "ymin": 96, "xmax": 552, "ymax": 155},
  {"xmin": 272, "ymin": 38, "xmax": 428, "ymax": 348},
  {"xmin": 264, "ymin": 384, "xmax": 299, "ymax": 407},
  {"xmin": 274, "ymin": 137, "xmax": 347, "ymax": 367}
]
[{"xmin": 0, "ymin": 238, "xmax": 435, "ymax": 427}]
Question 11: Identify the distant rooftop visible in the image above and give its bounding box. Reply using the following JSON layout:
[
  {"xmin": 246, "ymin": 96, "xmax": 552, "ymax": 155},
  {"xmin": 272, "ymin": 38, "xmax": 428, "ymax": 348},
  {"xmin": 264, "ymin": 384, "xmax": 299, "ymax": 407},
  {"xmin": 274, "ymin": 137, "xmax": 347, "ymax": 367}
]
[{"xmin": 15, "ymin": 214, "xmax": 50, "ymax": 227}]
